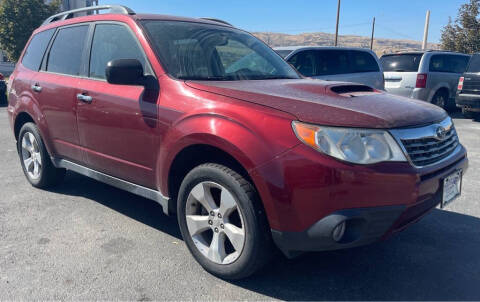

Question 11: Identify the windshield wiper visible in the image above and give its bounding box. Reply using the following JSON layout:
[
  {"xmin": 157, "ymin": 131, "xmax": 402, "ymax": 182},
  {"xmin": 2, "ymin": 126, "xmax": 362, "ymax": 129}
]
[{"xmin": 178, "ymin": 76, "xmax": 235, "ymax": 81}]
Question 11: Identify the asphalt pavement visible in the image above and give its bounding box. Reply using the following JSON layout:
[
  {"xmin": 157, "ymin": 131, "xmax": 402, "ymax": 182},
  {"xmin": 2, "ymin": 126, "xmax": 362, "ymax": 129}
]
[{"xmin": 0, "ymin": 106, "xmax": 479, "ymax": 300}]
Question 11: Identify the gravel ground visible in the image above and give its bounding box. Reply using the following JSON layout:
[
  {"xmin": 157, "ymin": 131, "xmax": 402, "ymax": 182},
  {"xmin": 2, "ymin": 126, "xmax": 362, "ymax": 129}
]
[{"xmin": 0, "ymin": 107, "xmax": 479, "ymax": 301}]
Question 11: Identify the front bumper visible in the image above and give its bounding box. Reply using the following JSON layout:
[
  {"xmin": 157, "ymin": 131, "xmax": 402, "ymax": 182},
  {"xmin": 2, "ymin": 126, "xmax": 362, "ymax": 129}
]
[{"xmin": 250, "ymin": 143, "xmax": 468, "ymax": 257}]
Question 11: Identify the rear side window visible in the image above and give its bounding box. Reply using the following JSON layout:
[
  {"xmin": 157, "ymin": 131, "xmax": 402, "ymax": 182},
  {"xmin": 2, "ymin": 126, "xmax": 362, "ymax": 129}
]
[
  {"xmin": 288, "ymin": 50, "xmax": 317, "ymax": 77},
  {"xmin": 429, "ymin": 54, "xmax": 469, "ymax": 73},
  {"xmin": 467, "ymin": 54, "xmax": 480, "ymax": 72},
  {"xmin": 89, "ymin": 24, "xmax": 148, "ymax": 79},
  {"xmin": 350, "ymin": 51, "xmax": 379, "ymax": 72},
  {"xmin": 381, "ymin": 54, "xmax": 422, "ymax": 72},
  {"xmin": 21, "ymin": 29, "xmax": 55, "ymax": 71},
  {"xmin": 46, "ymin": 25, "xmax": 89, "ymax": 76}
]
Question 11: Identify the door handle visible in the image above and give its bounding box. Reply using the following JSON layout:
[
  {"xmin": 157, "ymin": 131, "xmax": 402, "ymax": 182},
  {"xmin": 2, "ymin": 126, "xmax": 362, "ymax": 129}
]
[
  {"xmin": 77, "ymin": 93, "xmax": 93, "ymax": 103},
  {"xmin": 31, "ymin": 84, "xmax": 42, "ymax": 92}
]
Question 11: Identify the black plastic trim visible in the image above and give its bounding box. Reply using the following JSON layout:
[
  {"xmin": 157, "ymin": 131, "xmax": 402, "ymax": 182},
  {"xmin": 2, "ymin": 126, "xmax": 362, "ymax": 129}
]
[{"xmin": 271, "ymin": 205, "xmax": 406, "ymax": 258}]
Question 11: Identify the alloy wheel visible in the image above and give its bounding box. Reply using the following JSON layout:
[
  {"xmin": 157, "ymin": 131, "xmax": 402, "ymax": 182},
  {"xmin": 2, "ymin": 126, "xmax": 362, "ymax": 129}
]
[
  {"xmin": 185, "ymin": 181, "xmax": 246, "ymax": 265},
  {"xmin": 21, "ymin": 132, "xmax": 42, "ymax": 180}
]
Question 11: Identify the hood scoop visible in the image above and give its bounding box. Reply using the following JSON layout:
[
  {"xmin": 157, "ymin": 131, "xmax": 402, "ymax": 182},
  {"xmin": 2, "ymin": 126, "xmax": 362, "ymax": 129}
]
[{"xmin": 329, "ymin": 84, "xmax": 378, "ymax": 98}]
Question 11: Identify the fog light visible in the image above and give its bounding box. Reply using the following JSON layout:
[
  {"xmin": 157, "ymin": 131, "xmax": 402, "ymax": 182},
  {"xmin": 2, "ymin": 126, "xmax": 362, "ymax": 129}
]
[{"xmin": 332, "ymin": 221, "xmax": 346, "ymax": 242}]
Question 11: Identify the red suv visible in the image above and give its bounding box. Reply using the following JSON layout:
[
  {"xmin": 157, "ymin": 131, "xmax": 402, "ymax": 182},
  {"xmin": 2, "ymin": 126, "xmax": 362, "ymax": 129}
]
[{"xmin": 7, "ymin": 5, "xmax": 468, "ymax": 279}]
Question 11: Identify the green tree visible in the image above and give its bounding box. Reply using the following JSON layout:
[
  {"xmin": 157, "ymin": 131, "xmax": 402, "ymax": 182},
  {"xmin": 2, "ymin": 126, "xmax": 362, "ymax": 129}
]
[
  {"xmin": 441, "ymin": 0, "xmax": 480, "ymax": 53},
  {"xmin": 0, "ymin": 0, "xmax": 60, "ymax": 62},
  {"xmin": 440, "ymin": 17, "xmax": 457, "ymax": 51}
]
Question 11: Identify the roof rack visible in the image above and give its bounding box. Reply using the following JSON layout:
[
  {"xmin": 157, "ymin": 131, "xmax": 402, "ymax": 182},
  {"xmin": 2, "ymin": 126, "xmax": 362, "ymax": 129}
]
[
  {"xmin": 42, "ymin": 5, "xmax": 135, "ymax": 25},
  {"xmin": 199, "ymin": 17, "xmax": 232, "ymax": 26}
]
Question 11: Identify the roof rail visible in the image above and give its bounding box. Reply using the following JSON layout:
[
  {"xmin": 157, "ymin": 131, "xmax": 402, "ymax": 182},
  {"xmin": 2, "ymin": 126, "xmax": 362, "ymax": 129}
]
[
  {"xmin": 42, "ymin": 5, "xmax": 135, "ymax": 25},
  {"xmin": 199, "ymin": 17, "xmax": 233, "ymax": 26}
]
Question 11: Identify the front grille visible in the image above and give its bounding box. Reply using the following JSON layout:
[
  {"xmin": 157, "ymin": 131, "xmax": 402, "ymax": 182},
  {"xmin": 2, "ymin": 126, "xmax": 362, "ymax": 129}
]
[{"xmin": 400, "ymin": 126, "xmax": 459, "ymax": 167}]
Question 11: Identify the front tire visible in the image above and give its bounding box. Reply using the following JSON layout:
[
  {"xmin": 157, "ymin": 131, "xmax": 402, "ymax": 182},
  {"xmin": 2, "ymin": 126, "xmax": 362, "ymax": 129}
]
[
  {"xmin": 17, "ymin": 123, "xmax": 65, "ymax": 188},
  {"xmin": 177, "ymin": 163, "xmax": 272, "ymax": 280}
]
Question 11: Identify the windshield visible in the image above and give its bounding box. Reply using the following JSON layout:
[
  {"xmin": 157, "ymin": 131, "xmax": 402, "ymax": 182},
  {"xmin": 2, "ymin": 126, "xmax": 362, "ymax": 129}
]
[
  {"xmin": 141, "ymin": 21, "xmax": 300, "ymax": 81},
  {"xmin": 381, "ymin": 54, "xmax": 422, "ymax": 72}
]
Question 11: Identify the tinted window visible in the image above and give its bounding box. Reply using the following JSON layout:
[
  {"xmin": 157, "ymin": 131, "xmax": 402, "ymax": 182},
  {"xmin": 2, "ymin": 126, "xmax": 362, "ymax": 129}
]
[
  {"xmin": 381, "ymin": 54, "xmax": 422, "ymax": 72},
  {"xmin": 142, "ymin": 21, "xmax": 299, "ymax": 80},
  {"xmin": 288, "ymin": 50, "xmax": 317, "ymax": 77},
  {"xmin": 467, "ymin": 54, "xmax": 480, "ymax": 72},
  {"xmin": 89, "ymin": 24, "xmax": 148, "ymax": 79},
  {"xmin": 21, "ymin": 29, "xmax": 55, "ymax": 71},
  {"xmin": 288, "ymin": 49, "xmax": 378, "ymax": 76},
  {"xmin": 429, "ymin": 54, "xmax": 469, "ymax": 73},
  {"xmin": 46, "ymin": 25, "xmax": 89, "ymax": 76},
  {"xmin": 350, "ymin": 50, "xmax": 379, "ymax": 72}
]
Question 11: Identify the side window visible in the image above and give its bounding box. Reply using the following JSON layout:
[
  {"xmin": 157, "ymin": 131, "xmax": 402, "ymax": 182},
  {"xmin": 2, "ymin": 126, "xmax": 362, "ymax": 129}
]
[
  {"xmin": 89, "ymin": 24, "xmax": 147, "ymax": 79},
  {"xmin": 446, "ymin": 55, "xmax": 469, "ymax": 73},
  {"xmin": 350, "ymin": 51, "xmax": 379, "ymax": 73},
  {"xmin": 21, "ymin": 29, "xmax": 55, "ymax": 71},
  {"xmin": 288, "ymin": 50, "xmax": 316, "ymax": 77},
  {"xmin": 429, "ymin": 55, "xmax": 448, "ymax": 72},
  {"xmin": 430, "ymin": 55, "xmax": 469, "ymax": 73},
  {"xmin": 46, "ymin": 25, "xmax": 89, "ymax": 76},
  {"xmin": 314, "ymin": 50, "xmax": 350, "ymax": 76}
]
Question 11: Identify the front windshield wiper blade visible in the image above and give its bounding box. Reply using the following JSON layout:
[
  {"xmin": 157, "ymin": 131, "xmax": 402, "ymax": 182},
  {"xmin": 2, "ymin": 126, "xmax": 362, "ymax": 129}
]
[{"xmin": 178, "ymin": 76, "xmax": 235, "ymax": 81}]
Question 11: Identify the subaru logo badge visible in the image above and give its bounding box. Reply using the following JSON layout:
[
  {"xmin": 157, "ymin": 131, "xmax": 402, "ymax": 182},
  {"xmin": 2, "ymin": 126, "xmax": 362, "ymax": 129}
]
[{"xmin": 435, "ymin": 126, "xmax": 447, "ymax": 140}]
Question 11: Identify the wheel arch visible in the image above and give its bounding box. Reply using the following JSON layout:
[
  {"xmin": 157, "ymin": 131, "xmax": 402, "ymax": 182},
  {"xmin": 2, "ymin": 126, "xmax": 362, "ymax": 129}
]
[{"xmin": 14, "ymin": 111, "xmax": 35, "ymax": 140}]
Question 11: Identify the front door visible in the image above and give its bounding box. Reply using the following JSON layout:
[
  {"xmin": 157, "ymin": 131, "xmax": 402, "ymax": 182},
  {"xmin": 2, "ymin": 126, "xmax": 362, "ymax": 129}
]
[{"xmin": 75, "ymin": 23, "xmax": 159, "ymax": 188}]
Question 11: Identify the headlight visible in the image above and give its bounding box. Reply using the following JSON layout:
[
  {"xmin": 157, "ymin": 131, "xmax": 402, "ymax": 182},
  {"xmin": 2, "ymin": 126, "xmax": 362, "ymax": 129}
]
[{"xmin": 292, "ymin": 121, "xmax": 407, "ymax": 164}]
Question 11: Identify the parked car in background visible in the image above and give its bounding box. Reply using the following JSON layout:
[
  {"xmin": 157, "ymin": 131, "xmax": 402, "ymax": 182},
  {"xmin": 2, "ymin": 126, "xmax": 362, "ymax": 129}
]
[
  {"xmin": 456, "ymin": 53, "xmax": 480, "ymax": 118},
  {"xmin": 274, "ymin": 46, "xmax": 384, "ymax": 90},
  {"xmin": 0, "ymin": 73, "xmax": 6, "ymax": 105},
  {"xmin": 381, "ymin": 51, "xmax": 470, "ymax": 110},
  {"xmin": 8, "ymin": 5, "xmax": 468, "ymax": 280}
]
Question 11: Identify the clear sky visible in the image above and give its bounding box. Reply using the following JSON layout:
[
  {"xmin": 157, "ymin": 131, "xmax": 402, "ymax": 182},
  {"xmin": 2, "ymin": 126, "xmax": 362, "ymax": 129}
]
[{"xmin": 105, "ymin": 0, "xmax": 467, "ymax": 43}]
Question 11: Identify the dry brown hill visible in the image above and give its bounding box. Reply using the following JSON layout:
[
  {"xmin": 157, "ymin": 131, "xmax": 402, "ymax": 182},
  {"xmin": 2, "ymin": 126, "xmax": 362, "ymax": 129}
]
[{"xmin": 253, "ymin": 32, "xmax": 440, "ymax": 56}]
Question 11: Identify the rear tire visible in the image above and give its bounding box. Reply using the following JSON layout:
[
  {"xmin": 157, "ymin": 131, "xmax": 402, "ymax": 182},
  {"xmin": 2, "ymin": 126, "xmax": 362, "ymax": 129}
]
[
  {"xmin": 17, "ymin": 123, "xmax": 65, "ymax": 188},
  {"xmin": 431, "ymin": 90, "xmax": 449, "ymax": 110},
  {"xmin": 177, "ymin": 163, "xmax": 273, "ymax": 280}
]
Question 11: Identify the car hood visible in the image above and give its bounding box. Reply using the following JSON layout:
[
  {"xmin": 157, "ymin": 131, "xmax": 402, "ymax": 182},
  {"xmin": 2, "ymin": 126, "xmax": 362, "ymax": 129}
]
[{"xmin": 185, "ymin": 79, "xmax": 447, "ymax": 128}]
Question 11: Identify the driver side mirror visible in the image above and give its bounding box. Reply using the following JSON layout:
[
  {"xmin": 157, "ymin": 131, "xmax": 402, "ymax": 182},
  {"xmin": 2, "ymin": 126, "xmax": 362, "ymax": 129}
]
[{"xmin": 106, "ymin": 59, "xmax": 145, "ymax": 86}]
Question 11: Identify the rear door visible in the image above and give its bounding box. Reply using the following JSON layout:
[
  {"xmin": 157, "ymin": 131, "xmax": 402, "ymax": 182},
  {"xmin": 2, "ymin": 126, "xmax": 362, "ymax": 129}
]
[
  {"xmin": 381, "ymin": 53, "xmax": 422, "ymax": 97},
  {"xmin": 33, "ymin": 24, "xmax": 90, "ymax": 163},
  {"xmin": 75, "ymin": 22, "xmax": 159, "ymax": 188}
]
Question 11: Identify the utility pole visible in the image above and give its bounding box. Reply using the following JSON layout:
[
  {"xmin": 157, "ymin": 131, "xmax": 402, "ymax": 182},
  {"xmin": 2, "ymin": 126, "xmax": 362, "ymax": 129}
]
[
  {"xmin": 370, "ymin": 17, "xmax": 376, "ymax": 50},
  {"xmin": 334, "ymin": 0, "xmax": 341, "ymax": 46},
  {"xmin": 422, "ymin": 10, "xmax": 430, "ymax": 50}
]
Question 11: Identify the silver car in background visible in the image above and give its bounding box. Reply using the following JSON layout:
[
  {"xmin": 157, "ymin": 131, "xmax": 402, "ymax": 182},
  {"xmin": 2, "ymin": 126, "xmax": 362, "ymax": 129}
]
[
  {"xmin": 380, "ymin": 51, "xmax": 470, "ymax": 110},
  {"xmin": 274, "ymin": 46, "xmax": 385, "ymax": 90}
]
